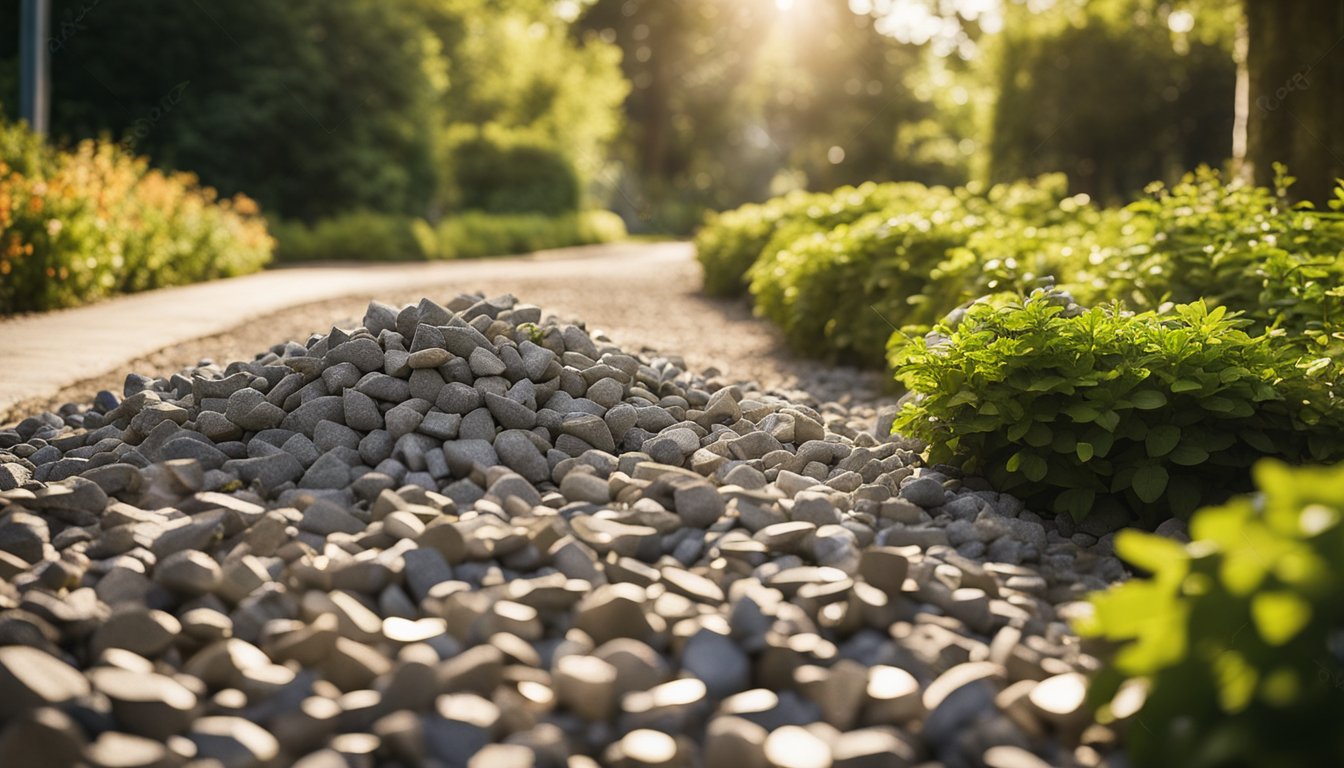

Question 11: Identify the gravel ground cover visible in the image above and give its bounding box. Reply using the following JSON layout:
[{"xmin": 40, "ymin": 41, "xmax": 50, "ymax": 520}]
[{"xmin": 0, "ymin": 293, "xmax": 1139, "ymax": 768}]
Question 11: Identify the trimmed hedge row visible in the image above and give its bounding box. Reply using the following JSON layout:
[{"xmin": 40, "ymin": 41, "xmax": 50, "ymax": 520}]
[
  {"xmin": 270, "ymin": 210, "xmax": 627, "ymax": 264},
  {"xmin": 702, "ymin": 167, "xmax": 1344, "ymax": 366},
  {"xmin": 700, "ymin": 168, "xmax": 1344, "ymax": 526},
  {"xmin": 746, "ymin": 176, "xmax": 1101, "ymax": 367},
  {"xmin": 694, "ymin": 181, "xmax": 932, "ymax": 297},
  {"xmin": 0, "ymin": 121, "xmax": 273, "ymax": 314},
  {"xmin": 702, "ymin": 168, "xmax": 1344, "ymax": 766}
]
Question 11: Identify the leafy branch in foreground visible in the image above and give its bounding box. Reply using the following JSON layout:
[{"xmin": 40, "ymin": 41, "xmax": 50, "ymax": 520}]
[{"xmin": 1078, "ymin": 460, "xmax": 1344, "ymax": 767}]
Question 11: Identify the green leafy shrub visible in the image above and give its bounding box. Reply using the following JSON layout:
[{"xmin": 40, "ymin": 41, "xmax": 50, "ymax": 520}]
[
  {"xmin": 446, "ymin": 130, "xmax": 581, "ymax": 215},
  {"xmin": 889, "ymin": 291, "xmax": 1344, "ymax": 523},
  {"xmin": 0, "ymin": 121, "xmax": 272, "ymax": 313},
  {"xmin": 749, "ymin": 199, "xmax": 970, "ymax": 367},
  {"xmin": 1079, "ymin": 460, "xmax": 1344, "ymax": 767},
  {"xmin": 747, "ymin": 176, "xmax": 1086, "ymax": 367},
  {"xmin": 1072, "ymin": 166, "xmax": 1344, "ymax": 352},
  {"xmin": 272, "ymin": 212, "xmax": 440, "ymax": 262},
  {"xmin": 694, "ymin": 182, "xmax": 926, "ymax": 297},
  {"xmin": 438, "ymin": 210, "xmax": 626, "ymax": 259},
  {"xmin": 694, "ymin": 199, "xmax": 778, "ymax": 297},
  {"xmin": 273, "ymin": 210, "xmax": 626, "ymax": 263}
]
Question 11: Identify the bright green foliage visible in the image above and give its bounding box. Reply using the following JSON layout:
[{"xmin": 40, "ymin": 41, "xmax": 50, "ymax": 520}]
[
  {"xmin": 272, "ymin": 210, "xmax": 625, "ymax": 263},
  {"xmin": 749, "ymin": 193, "xmax": 970, "ymax": 367},
  {"xmin": 746, "ymin": 176, "xmax": 1093, "ymax": 367},
  {"xmin": 694, "ymin": 182, "xmax": 925, "ymax": 297},
  {"xmin": 271, "ymin": 213, "xmax": 441, "ymax": 263},
  {"xmin": 437, "ymin": 211, "xmax": 626, "ymax": 260},
  {"xmin": 1072, "ymin": 166, "xmax": 1344, "ymax": 358},
  {"xmin": 0, "ymin": 121, "xmax": 272, "ymax": 313},
  {"xmin": 694, "ymin": 198, "xmax": 794, "ymax": 297},
  {"xmin": 1078, "ymin": 460, "xmax": 1344, "ymax": 767},
  {"xmin": 889, "ymin": 292, "xmax": 1344, "ymax": 523}
]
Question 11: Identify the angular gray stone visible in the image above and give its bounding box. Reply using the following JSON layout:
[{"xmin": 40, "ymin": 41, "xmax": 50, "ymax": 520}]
[
  {"xmin": 88, "ymin": 666, "xmax": 197, "ymax": 739},
  {"xmin": 900, "ymin": 477, "xmax": 946, "ymax": 508},
  {"xmin": 484, "ymin": 392, "xmax": 537, "ymax": 430},
  {"xmin": 495, "ymin": 431, "xmax": 550, "ymax": 484},
  {"xmin": 561, "ymin": 414, "xmax": 615, "ymax": 453},
  {"xmin": 282, "ymin": 396, "xmax": 346, "ymax": 437},
  {"xmin": 91, "ymin": 608, "xmax": 181, "ymax": 658},
  {"xmin": 189, "ymin": 716, "xmax": 281, "ymax": 767},
  {"xmin": 299, "ymin": 452, "xmax": 352, "ymax": 490},
  {"xmin": 299, "ymin": 500, "xmax": 366, "ymax": 535},
  {"xmin": 681, "ymin": 628, "xmax": 751, "ymax": 699},
  {"xmin": 922, "ymin": 662, "xmax": 1004, "ymax": 748},
  {"xmin": 155, "ymin": 550, "xmax": 222, "ymax": 595},
  {"xmin": 560, "ymin": 471, "xmax": 610, "ymax": 504},
  {"xmin": 416, "ymin": 412, "xmax": 461, "ymax": 440},
  {"xmin": 674, "ymin": 482, "xmax": 724, "ymax": 528},
  {"xmin": 343, "ymin": 389, "xmax": 384, "ymax": 432},
  {"xmin": 443, "ymin": 440, "xmax": 498, "ymax": 477},
  {"xmin": 224, "ymin": 453, "xmax": 304, "ymax": 490},
  {"xmin": 469, "ymin": 347, "xmax": 507, "ymax": 377}
]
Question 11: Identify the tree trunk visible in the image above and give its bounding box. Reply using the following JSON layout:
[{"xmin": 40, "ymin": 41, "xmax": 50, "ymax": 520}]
[{"xmin": 1244, "ymin": 0, "xmax": 1344, "ymax": 203}]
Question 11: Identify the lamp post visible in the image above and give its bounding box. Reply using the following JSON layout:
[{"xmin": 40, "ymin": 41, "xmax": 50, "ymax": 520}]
[{"xmin": 19, "ymin": 0, "xmax": 51, "ymax": 134}]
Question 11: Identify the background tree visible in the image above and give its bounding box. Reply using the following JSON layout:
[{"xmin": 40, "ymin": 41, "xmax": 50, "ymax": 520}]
[
  {"xmin": 7, "ymin": 0, "xmax": 447, "ymax": 222},
  {"xmin": 1243, "ymin": 0, "xmax": 1344, "ymax": 204},
  {"xmin": 0, "ymin": 0, "xmax": 627, "ymax": 222},
  {"xmin": 577, "ymin": 0, "xmax": 967, "ymax": 231},
  {"xmin": 985, "ymin": 1, "xmax": 1235, "ymax": 202}
]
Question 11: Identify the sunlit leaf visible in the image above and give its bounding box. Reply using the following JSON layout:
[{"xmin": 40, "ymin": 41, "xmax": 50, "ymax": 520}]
[
  {"xmin": 1213, "ymin": 649, "xmax": 1258, "ymax": 714},
  {"xmin": 1116, "ymin": 529, "xmax": 1189, "ymax": 575},
  {"xmin": 1251, "ymin": 591, "xmax": 1312, "ymax": 646}
]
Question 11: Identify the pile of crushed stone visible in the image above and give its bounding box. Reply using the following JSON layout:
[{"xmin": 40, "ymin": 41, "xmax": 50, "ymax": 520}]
[{"xmin": 0, "ymin": 293, "xmax": 1134, "ymax": 768}]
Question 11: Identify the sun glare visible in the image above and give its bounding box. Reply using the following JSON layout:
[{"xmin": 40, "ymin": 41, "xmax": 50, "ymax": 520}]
[{"xmin": 776, "ymin": 0, "xmax": 796, "ymax": 11}]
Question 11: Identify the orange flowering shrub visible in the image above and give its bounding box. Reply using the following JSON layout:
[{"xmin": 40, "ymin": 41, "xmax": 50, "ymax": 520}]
[{"xmin": 0, "ymin": 121, "xmax": 272, "ymax": 313}]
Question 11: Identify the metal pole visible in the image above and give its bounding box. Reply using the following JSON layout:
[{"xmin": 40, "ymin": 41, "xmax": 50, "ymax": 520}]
[{"xmin": 19, "ymin": 0, "xmax": 51, "ymax": 134}]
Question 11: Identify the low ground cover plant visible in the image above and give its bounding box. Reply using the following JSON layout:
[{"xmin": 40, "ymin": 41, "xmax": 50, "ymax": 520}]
[
  {"xmin": 0, "ymin": 120, "xmax": 272, "ymax": 313},
  {"xmin": 889, "ymin": 291, "xmax": 1344, "ymax": 524},
  {"xmin": 1079, "ymin": 460, "xmax": 1344, "ymax": 766}
]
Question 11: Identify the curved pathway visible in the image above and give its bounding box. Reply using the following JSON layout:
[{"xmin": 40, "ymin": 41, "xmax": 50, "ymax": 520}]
[{"xmin": 1, "ymin": 242, "xmax": 892, "ymax": 422}]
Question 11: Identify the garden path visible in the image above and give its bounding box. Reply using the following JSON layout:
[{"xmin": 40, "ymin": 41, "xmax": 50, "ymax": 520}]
[{"xmin": 0, "ymin": 242, "xmax": 891, "ymax": 423}]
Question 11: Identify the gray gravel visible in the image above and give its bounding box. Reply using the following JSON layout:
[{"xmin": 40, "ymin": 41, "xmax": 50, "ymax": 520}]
[{"xmin": 0, "ymin": 293, "xmax": 1138, "ymax": 768}]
